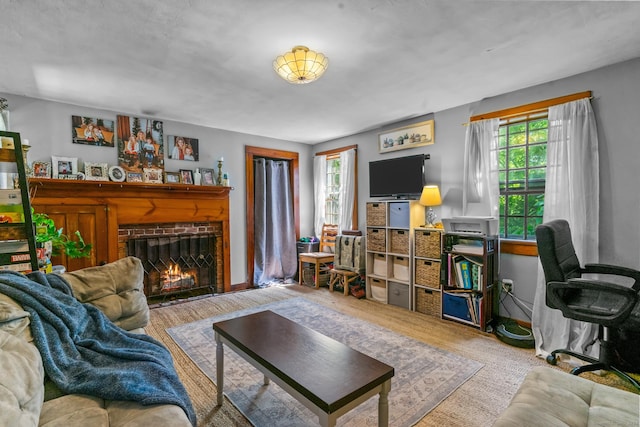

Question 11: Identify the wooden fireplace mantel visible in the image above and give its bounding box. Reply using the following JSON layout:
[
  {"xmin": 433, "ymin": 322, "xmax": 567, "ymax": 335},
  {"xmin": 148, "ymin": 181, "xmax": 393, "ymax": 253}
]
[{"xmin": 29, "ymin": 178, "xmax": 232, "ymax": 292}]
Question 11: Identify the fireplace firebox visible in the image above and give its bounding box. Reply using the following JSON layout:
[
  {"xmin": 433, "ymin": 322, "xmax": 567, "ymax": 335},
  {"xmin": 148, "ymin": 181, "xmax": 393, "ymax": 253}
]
[{"xmin": 127, "ymin": 234, "xmax": 216, "ymax": 299}]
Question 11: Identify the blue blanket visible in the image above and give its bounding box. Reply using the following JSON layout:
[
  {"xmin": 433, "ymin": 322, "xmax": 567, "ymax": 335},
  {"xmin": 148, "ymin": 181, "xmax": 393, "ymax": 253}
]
[{"xmin": 0, "ymin": 270, "xmax": 196, "ymax": 426}]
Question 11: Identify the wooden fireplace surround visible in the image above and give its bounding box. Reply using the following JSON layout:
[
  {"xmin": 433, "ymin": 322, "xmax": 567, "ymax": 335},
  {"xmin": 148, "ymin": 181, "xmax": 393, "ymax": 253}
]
[{"xmin": 29, "ymin": 178, "xmax": 232, "ymax": 292}]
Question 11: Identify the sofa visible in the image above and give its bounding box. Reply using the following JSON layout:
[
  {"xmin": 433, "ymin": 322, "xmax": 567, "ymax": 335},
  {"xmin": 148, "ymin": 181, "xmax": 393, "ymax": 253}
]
[
  {"xmin": 0, "ymin": 256, "xmax": 193, "ymax": 427},
  {"xmin": 494, "ymin": 366, "xmax": 639, "ymax": 426}
]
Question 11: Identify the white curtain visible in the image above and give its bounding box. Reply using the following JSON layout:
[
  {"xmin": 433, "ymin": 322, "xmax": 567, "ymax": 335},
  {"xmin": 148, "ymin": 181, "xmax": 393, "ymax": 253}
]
[
  {"xmin": 532, "ymin": 98, "xmax": 600, "ymax": 359},
  {"xmin": 313, "ymin": 154, "xmax": 327, "ymax": 237},
  {"xmin": 462, "ymin": 119, "xmax": 500, "ymax": 217},
  {"xmin": 253, "ymin": 158, "xmax": 297, "ymax": 286},
  {"xmin": 337, "ymin": 148, "xmax": 356, "ymax": 231}
]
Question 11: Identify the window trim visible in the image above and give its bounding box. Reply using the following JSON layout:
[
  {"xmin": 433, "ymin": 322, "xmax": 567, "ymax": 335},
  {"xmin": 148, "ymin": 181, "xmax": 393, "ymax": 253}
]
[
  {"xmin": 315, "ymin": 144, "xmax": 358, "ymax": 229},
  {"xmin": 470, "ymin": 91, "xmax": 591, "ymax": 256}
]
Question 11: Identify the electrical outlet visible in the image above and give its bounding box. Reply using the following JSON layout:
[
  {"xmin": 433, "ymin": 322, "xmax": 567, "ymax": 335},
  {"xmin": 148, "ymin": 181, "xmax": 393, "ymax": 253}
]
[{"xmin": 502, "ymin": 278, "xmax": 513, "ymax": 293}]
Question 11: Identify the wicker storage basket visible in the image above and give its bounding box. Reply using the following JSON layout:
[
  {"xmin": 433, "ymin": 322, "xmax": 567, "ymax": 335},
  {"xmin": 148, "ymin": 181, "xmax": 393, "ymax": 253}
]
[
  {"xmin": 366, "ymin": 228, "xmax": 386, "ymax": 252},
  {"xmin": 415, "ymin": 287, "xmax": 441, "ymax": 317},
  {"xmin": 366, "ymin": 203, "xmax": 386, "ymax": 226},
  {"xmin": 415, "ymin": 259, "xmax": 441, "ymax": 288},
  {"xmin": 392, "ymin": 256, "xmax": 410, "ymax": 281},
  {"xmin": 368, "ymin": 278, "xmax": 386, "ymax": 303},
  {"xmin": 389, "ymin": 229, "xmax": 409, "ymax": 255},
  {"xmin": 415, "ymin": 229, "xmax": 441, "ymax": 259}
]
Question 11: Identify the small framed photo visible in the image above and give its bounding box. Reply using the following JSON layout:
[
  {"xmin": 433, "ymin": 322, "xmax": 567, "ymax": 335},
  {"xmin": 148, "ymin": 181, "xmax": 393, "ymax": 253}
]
[
  {"xmin": 164, "ymin": 171, "xmax": 181, "ymax": 184},
  {"xmin": 85, "ymin": 162, "xmax": 109, "ymax": 181},
  {"xmin": 108, "ymin": 165, "xmax": 126, "ymax": 182},
  {"xmin": 126, "ymin": 171, "xmax": 143, "ymax": 183},
  {"xmin": 31, "ymin": 161, "xmax": 51, "ymax": 178},
  {"xmin": 51, "ymin": 156, "xmax": 78, "ymax": 179},
  {"xmin": 200, "ymin": 168, "xmax": 216, "ymax": 186},
  {"xmin": 143, "ymin": 168, "xmax": 163, "ymax": 184},
  {"xmin": 180, "ymin": 169, "xmax": 194, "ymax": 185}
]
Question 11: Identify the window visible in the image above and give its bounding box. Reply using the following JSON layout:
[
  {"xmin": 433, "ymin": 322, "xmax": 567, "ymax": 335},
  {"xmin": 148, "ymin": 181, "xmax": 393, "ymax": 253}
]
[
  {"xmin": 324, "ymin": 155, "xmax": 341, "ymax": 226},
  {"xmin": 497, "ymin": 114, "xmax": 547, "ymax": 240},
  {"xmin": 470, "ymin": 91, "xmax": 590, "ymax": 254},
  {"xmin": 314, "ymin": 145, "xmax": 358, "ymax": 231}
]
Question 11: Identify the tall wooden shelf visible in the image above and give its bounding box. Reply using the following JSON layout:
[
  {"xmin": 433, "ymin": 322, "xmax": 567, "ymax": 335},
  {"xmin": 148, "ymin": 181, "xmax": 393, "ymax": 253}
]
[
  {"xmin": 0, "ymin": 132, "xmax": 38, "ymax": 273},
  {"xmin": 440, "ymin": 233, "xmax": 498, "ymax": 332}
]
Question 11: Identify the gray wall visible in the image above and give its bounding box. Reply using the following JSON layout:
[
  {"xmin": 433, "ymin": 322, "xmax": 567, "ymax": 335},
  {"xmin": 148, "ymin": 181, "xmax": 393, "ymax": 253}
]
[
  {"xmin": 314, "ymin": 57, "xmax": 640, "ymax": 322},
  {"xmin": 0, "ymin": 94, "xmax": 315, "ymax": 285},
  {"xmin": 4, "ymin": 57, "xmax": 639, "ymax": 318}
]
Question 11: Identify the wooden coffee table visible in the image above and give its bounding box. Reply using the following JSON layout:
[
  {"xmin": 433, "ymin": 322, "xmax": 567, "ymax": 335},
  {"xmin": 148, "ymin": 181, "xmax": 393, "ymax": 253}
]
[{"xmin": 213, "ymin": 310, "xmax": 394, "ymax": 427}]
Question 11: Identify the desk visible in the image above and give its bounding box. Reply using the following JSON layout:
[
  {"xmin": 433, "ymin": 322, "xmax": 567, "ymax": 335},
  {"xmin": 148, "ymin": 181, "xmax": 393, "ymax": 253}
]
[{"xmin": 214, "ymin": 310, "xmax": 394, "ymax": 427}]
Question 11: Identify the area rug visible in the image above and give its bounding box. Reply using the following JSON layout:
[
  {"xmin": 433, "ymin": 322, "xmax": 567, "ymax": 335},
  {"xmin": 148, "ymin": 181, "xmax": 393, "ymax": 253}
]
[{"xmin": 167, "ymin": 297, "xmax": 483, "ymax": 426}]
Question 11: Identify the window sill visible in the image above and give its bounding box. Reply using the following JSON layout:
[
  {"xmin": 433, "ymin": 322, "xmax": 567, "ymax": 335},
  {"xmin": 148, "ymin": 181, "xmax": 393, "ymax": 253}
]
[{"xmin": 500, "ymin": 239, "xmax": 538, "ymax": 256}]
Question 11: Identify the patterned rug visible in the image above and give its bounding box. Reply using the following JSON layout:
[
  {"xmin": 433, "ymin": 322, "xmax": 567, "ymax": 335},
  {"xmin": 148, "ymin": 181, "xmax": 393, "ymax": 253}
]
[{"xmin": 167, "ymin": 297, "xmax": 483, "ymax": 426}]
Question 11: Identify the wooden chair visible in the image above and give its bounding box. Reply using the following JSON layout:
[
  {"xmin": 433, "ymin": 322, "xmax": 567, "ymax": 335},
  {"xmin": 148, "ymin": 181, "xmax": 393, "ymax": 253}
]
[
  {"xmin": 329, "ymin": 231, "xmax": 364, "ymax": 296},
  {"xmin": 298, "ymin": 224, "xmax": 339, "ymax": 289}
]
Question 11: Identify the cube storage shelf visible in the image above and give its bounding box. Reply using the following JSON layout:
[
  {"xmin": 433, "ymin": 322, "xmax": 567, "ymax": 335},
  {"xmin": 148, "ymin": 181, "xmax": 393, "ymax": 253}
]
[
  {"xmin": 412, "ymin": 227, "xmax": 443, "ymax": 318},
  {"xmin": 365, "ymin": 200, "xmax": 423, "ymax": 309}
]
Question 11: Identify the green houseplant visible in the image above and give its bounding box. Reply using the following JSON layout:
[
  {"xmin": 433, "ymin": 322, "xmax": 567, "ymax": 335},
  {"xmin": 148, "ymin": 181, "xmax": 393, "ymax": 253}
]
[{"xmin": 32, "ymin": 211, "xmax": 92, "ymax": 258}]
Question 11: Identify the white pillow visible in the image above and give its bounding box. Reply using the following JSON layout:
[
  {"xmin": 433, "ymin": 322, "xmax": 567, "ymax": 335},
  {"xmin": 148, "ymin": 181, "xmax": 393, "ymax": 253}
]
[{"xmin": 0, "ymin": 329, "xmax": 44, "ymax": 427}]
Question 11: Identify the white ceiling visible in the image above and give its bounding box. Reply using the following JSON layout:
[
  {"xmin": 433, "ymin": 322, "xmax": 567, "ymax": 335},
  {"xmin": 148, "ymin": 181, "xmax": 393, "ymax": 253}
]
[{"xmin": 2, "ymin": 1, "xmax": 640, "ymax": 144}]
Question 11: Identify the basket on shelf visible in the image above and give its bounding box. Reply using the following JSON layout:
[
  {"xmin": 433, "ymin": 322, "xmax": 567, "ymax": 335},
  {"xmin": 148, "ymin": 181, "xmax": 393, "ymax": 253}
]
[
  {"xmin": 366, "ymin": 228, "xmax": 386, "ymax": 252},
  {"xmin": 389, "ymin": 229, "xmax": 409, "ymax": 255},
  {"xmin": 415, "ymin": 287, "xmax": 441, "ymax": 317},
  {"xmin": 415, "ymin": 229, "xmax": 441, "ymax": 259},
  {"xmin": 366, "ymin": 203, "xmax": 386, "ymax": 226},
  {"xmin": 415, "ymin": 259, "xmax": 440, "ymax": 288}
]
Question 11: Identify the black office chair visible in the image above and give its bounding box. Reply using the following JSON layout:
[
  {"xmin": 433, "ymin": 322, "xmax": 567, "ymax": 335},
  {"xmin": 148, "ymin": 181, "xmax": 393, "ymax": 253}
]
[{"xmin": 536, "ymin": 219, "xmax": 640, "ymax": 390}]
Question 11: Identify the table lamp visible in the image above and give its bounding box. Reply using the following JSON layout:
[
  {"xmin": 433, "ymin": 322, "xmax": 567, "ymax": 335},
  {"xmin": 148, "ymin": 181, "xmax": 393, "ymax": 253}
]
[{"xmin": 419, "ymin": 185, "xmax": 442, "ymax": 227}]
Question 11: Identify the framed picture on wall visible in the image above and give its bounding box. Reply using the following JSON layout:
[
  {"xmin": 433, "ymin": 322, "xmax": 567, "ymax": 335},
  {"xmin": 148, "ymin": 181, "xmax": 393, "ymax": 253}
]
[
  {"xmin": 378, "ymin": 119, "xmax": 434, "ymax": 153},
  {"xmin": 116, "ymin": 115, "xmax": 164, "ymax": 173},
  {"xmin": 71, "ymin": 116, "xmax": 115, "ymax": 147},
  {"xmin": 167, "ymin": 135, "xmax": 199, "ymax": 161}
]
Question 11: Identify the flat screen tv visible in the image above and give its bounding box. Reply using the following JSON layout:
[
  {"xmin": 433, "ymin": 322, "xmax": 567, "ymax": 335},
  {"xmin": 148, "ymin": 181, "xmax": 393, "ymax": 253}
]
[{"xmin": 369, "ymin": 154, "xmax": 425, "ymax": 199}]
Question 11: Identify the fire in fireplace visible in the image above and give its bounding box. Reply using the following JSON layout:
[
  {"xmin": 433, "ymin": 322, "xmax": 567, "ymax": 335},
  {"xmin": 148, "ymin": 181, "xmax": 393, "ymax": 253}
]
[{"xmin": 127, "ymin": 234, "xmax": 216, "ymax": 299}]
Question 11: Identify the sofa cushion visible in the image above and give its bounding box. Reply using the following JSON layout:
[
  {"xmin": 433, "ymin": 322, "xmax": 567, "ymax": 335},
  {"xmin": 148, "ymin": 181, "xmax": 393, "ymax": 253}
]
[
  {"xmin": 60, "ymin": 256, "xmax": 149, "ymax": 331},
  {"xmin": 0, "ymin": 295, "xmax": 33, "ymax": 342},
  {"xmin": 39, "ymin": 394, "xmax": 192, "ymax": 427},
  {"xmin": 494, "ymin": 366, "xmax": 640, "ymax": 426},
  {"xmin": 0, "ymin": 329, "xmax": 45, "ymax": 427}
]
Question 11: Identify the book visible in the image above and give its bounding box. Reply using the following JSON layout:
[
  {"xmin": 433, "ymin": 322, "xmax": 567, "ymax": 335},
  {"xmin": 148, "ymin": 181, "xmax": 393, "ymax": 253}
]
[
  {"xmin": 458, "ymin": 259, "xmax": 472, "ymax": 289},
  {"xmin": 0, "ymin": 189, "xmax": 24, "ymax": 223},
  {"xmin": 0, "ymin": 240, "xmax": 30, "ymax": 254},
  {"xmin": 0, "ymin": 262, "xmax": 32, "ymax": 273}
]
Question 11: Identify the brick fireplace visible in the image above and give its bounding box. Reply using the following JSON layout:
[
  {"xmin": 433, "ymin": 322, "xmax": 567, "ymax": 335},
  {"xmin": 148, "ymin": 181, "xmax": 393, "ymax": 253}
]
[
  {"xmin": 119, "ymin": 222, "xmax": 223, "ymax": 297},
  {"xmin": 30, "ymin": 179, "xmax": 231, "ymax": 294}
]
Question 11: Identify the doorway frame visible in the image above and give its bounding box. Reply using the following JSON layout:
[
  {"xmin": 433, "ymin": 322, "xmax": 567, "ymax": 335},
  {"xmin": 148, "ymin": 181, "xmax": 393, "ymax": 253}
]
[{"xmin": 245, "ymin": 146, "xmax": 300, "ymax": 287}]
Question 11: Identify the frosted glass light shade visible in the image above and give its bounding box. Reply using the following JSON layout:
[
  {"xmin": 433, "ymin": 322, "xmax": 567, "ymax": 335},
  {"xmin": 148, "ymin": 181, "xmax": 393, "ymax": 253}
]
[{"xmin": 273, "ymin": 46, "xmax": 328, "ymax": 84}]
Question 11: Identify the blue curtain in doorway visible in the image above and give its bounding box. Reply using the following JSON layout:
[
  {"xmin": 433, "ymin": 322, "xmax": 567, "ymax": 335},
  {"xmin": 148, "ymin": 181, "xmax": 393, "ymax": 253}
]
[{"xmin": 253, "ymin": 158, "xmax": 297, "ymax": 286}]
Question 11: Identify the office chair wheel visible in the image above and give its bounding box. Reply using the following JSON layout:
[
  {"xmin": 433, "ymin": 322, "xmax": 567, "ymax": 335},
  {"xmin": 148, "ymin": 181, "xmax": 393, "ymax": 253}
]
[{"xmin": 546, "ymin": 354, "xmax": 558, "ymax": 365}]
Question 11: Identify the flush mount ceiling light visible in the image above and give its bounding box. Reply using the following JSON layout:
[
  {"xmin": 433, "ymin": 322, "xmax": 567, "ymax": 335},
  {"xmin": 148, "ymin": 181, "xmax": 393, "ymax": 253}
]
[{"xmin": 273, "ymin": 46, "xmax": 328, "ymax": 84}]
